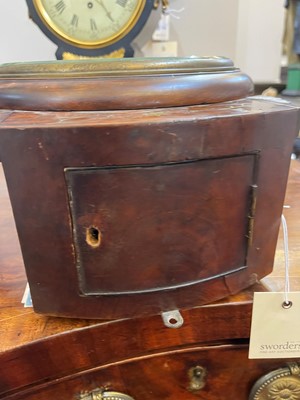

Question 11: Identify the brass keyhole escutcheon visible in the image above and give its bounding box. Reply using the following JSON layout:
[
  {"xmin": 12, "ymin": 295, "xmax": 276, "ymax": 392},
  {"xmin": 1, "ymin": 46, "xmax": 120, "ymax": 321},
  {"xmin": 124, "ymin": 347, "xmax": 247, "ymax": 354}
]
[
  {"xmin": 86, "ymin": 226, "xmax": 101, "ymax": 248},
  {"xmin": 188, "ymin": 365, "xmax": 207, "ymax": 392}
]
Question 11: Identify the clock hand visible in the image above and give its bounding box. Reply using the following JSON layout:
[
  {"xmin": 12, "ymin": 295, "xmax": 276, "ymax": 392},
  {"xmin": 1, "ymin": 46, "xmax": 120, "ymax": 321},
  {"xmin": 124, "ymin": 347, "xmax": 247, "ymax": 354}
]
[{"xmin": 94, "ymin": 0, "xmax": 114, "ymax": 22}]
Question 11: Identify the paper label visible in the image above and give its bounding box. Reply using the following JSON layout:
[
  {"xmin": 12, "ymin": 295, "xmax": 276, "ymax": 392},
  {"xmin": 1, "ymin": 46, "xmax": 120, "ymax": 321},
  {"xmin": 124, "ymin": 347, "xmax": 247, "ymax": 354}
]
[
  {"xmin": 249, "ymin": 292, "xmax": 300, "ymax": 359},
  {"xmin": 21, "ymin": 283, "xmax": 33, "ymax": 308},
  {"xmin": 152, "ymin": 14, "xmax": 170, "ymax": 41}
]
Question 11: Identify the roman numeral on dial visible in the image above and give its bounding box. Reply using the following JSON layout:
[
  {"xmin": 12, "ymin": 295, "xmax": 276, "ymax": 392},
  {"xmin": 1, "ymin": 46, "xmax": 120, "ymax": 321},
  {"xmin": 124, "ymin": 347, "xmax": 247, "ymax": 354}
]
[
  {"xmin": 90, "ymin": 18, "xmax": 97, "ymax": 30},
  {"xmin": 116, "ymin": 0, "xmax": 129, "ymax": 7},
  {"xmin": 55, "ymin": 0, "xmax": 66, "ymax": 14},
  {"xmin": 70, "ymin": 14, "xmax": 79, "ymax": 27}
]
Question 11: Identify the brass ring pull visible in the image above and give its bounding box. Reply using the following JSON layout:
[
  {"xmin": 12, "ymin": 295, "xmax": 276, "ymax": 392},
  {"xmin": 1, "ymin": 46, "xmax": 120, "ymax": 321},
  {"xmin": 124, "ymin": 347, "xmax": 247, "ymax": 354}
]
[
  {"xmin": 79, "ymin": 390, "xmax": 135, "ymax": 400},
  {"xmin": 249, "ymin": 362, "xmax": 300, "ymax": 400}
]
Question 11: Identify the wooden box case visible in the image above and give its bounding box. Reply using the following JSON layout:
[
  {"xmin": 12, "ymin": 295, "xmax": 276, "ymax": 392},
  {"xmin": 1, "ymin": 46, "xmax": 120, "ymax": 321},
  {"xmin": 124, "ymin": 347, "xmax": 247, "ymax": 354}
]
[{"xmin": 0, "ymin": 57, "xmax": 298, "ymax": 319}]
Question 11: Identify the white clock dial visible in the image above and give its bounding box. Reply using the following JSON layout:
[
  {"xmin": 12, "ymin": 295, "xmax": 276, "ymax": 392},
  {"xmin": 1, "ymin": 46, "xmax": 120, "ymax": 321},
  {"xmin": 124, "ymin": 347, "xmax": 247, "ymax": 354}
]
[{"xmin": 34, "ymin": 0, "xmax": 145, "ymax": 47}]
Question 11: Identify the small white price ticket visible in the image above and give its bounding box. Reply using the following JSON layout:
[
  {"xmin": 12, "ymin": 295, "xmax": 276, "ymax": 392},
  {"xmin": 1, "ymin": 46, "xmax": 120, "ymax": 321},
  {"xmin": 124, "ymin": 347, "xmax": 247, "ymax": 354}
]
[
  {"xmin": 249, "ymin": 292, "xmax": 300, "ymax": 359},
  {"xmin": 21, "ymin": 283, "xmax": 33, "ymax": 308},
  {"xmin": 152, "ymin": 14, "xmax": 170, "ymax": 41}
]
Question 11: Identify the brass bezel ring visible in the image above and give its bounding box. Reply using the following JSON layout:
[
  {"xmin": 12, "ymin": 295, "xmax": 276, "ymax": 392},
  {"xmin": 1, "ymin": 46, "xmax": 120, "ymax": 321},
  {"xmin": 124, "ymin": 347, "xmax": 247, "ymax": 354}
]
[{"xmin": 32, "ymin": 0, "xmax": 146, "ymax": 49}]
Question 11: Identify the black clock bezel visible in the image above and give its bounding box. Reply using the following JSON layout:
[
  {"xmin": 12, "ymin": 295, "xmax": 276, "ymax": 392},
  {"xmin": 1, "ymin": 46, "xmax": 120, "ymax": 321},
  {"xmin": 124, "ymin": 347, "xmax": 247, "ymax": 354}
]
[{"xmin": 26, "ymin": 0, "xmax": 155, "ymax": 58}]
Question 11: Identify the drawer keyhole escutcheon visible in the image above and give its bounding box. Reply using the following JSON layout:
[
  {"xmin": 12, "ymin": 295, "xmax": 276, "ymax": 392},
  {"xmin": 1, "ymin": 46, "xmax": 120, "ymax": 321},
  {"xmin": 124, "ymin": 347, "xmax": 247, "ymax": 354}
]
[{"xmin": 188, "ymin": 365, "xmax": 207, "ymax": 392}]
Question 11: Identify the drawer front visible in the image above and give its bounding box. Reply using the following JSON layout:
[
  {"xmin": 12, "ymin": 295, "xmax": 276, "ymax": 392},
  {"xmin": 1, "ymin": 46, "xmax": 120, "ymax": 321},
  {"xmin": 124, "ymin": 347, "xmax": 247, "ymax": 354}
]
[{"xmin": 5, "ymin": 345, "xmax": 294, "ymax": 400}]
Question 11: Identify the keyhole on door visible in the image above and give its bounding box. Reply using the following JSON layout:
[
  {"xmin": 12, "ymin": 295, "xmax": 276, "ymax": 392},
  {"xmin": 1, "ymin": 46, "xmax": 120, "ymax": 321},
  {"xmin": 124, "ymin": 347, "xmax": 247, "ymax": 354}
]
[{"xmin": 86, "ymin": 226, "xmax": 101, "ymax": 248}]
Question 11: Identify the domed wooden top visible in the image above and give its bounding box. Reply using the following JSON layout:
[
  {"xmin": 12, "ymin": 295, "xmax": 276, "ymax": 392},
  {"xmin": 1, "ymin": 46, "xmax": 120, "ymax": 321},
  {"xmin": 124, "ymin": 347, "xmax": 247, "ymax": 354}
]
[{"xmin": 0, "ymin": 56, "xmax": 253, "ymax": 111}]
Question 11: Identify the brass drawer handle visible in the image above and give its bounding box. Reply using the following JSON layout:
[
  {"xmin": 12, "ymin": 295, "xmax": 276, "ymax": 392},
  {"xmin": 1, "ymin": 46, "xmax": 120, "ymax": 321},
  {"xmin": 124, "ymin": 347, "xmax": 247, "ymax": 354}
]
[
  {"xmin": 79, "ymin": 390, "xmax": 135, "ymax": 400},
  {"xmin": 249, "ymin": 362, "xmax": 300, "ymax": 400}
]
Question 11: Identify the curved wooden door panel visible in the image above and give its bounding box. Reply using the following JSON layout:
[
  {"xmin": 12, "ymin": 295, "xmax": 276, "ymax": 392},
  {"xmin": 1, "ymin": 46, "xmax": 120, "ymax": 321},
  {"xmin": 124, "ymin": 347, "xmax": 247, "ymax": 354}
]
[{"xmin": 66, "ymin": 155, "xmax": 255, "ymax": 295}]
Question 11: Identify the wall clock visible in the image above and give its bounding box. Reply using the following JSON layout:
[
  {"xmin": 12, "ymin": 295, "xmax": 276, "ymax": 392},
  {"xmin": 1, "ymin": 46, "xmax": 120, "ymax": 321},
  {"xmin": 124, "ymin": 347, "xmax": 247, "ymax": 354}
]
[{"xmin": 26, "ymin": 0, "xmax": 158, "ymax": 59}]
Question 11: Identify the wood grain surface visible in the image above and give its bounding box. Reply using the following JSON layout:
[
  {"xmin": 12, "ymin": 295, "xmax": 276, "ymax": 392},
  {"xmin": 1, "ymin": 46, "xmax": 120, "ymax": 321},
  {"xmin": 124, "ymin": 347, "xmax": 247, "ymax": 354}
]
[
  {"xmin": 0, "ymin": 92, "xmax": 298, "ymax": 398},
  {"xmin": 0, "ymin": 159, "xmax": 298, "ymax": 399},
  {"xmin": 0, "ymin": 97, "xmax": 298, "ymax": 319},
  {"xmin": 263, "ymin": 158, "xmax": 300, "ymax": 291},
  {"xmin": 0, "ymin": 57, "xmax": 253, "ymax": 111}
]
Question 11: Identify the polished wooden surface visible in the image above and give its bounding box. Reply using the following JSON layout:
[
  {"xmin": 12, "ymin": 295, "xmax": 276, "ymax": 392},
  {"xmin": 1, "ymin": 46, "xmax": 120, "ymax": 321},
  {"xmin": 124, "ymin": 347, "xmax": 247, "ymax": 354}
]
[
  {"xmin": 263, "ymin": 158, "xmax": 300, "ymax": 291},
  {"xmin": 0, "ymin": 145, "xmax": 258, "ymax": 350},
  {"xmin": 0, "ymin": 163, "xmax": 95, "ymax": 352},
  {"xmin": 2, "ymin": 345, "xmax": 296, "ymax": 400},
  {"xmin": 0, "ymin": 160, "xmax": 299, "ymax": 399},
  {"xmin": 0, "ymin": 57, "xmax": 252, "ymax": 111}
]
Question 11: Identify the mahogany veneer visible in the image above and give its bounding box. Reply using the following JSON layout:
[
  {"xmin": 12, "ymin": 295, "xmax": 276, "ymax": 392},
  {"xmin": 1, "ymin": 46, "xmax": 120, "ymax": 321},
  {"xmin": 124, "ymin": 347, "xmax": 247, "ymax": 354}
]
[
  {"xmin": 0, "ymin": 96, "xmax": 298, "ymax": 319},
  {"xmin": 0, "ymin": 161, "xmax": 299, "ymax": 399},
  {"xmin": 0, "ymin": 58, "xmax": 298, "ymax": 320}
]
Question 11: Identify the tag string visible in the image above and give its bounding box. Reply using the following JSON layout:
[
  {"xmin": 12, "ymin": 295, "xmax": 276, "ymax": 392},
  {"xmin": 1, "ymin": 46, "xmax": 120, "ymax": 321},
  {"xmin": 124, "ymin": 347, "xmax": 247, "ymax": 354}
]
[
  {"xmin": 164, "ymin": 7, "xmax": 185, "ymax": 19},
  {"xmin": 281, "ymin": 214, "xmax": 292, "ymax": 308}
]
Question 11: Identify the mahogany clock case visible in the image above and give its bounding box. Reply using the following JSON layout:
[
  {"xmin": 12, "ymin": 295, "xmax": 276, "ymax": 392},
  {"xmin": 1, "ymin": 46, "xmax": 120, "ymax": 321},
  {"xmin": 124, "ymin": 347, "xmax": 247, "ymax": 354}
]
[{"xmin": 0, "ymin": 57, "xmax": 298, "ymax": 320}]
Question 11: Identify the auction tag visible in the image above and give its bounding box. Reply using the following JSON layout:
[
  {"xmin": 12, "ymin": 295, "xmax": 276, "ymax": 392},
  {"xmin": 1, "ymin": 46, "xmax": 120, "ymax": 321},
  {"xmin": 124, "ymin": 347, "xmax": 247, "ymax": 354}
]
[
  {"xmin": 152, "ymin": 14, "xmax": 170, "ymax": 41},
  {"xmin": 21, "ymin": 283, "xmax": 33, "ymax": 308},
  {"xmin": 249, "ymin": 292, "xmax": 300, "ymax": 359}
]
